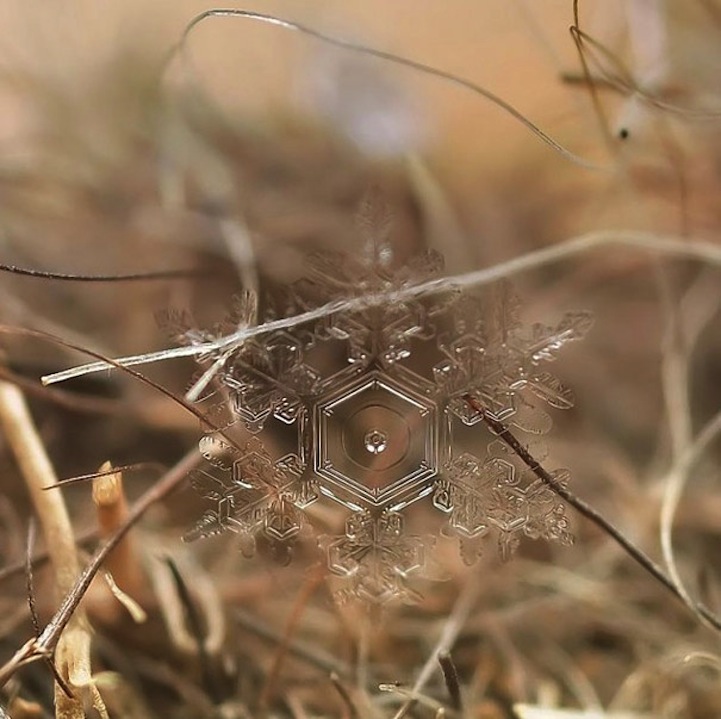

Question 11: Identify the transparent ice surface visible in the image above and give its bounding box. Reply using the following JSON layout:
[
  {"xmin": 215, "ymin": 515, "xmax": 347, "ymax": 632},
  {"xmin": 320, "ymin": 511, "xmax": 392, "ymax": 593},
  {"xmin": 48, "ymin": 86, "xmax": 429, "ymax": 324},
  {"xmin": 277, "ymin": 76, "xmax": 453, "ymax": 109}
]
[
  {"xmin": 315, "ymin": 370, "xmax": 438, "ymax": 509},
  {"xmin": 323, "ymin": 511, "xmax": 427, "ymax": 604},
  {"xmin": 180, "ymin": 198, "xmax": 590, "ymax": 602},
  {"xmin": 185, "ymin": 436, "xmax": 312, "ymax": 564}
]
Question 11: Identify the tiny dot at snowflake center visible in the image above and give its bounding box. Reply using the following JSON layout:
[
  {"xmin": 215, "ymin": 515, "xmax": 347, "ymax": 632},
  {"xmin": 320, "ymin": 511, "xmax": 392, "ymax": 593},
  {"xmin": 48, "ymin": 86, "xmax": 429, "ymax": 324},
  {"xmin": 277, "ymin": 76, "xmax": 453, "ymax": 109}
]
[{"xmin": 363, "ymin": 428, "xmax": 388, "ymax": 455}]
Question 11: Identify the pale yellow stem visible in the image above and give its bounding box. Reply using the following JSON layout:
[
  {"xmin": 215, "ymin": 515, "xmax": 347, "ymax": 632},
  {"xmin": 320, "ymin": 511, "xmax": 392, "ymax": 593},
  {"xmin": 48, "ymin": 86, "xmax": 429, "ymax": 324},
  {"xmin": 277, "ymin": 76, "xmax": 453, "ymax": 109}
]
[{"xmin": 0, "ymin": 380, "xmax": 105, "ymax": 718}]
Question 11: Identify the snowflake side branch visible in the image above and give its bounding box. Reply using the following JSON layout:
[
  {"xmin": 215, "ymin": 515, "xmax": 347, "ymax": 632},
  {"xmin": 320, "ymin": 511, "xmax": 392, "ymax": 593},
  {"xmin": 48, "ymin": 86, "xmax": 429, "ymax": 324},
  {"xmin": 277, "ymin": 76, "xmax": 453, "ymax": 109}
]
[{"xmin": 463, "ymin": 393, "xmax": 721, "ymax": 634}]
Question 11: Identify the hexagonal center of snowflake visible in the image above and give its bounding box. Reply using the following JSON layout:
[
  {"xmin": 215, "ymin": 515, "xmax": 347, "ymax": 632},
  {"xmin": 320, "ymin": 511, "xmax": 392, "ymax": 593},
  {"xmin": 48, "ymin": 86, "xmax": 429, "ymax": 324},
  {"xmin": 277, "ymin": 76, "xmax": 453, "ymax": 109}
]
[{"xmin": 315, "ymin": 371, "xmax": 438, "ymax": 508}]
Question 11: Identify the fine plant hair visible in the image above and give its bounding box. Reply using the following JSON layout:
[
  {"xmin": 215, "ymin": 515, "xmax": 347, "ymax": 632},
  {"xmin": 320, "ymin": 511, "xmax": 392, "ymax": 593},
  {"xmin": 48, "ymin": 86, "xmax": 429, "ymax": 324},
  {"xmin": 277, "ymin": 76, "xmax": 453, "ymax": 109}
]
[
  {"xmin": 170, "ymin": 9, "xmax": 603, "ymax": 170},
  {"xmin": 0, "ymin": 263, "xmax": 211, "ymax": 283},
  {"xmin": 42, "ymin": 228, "xmax": 721, "ymax": 386}
]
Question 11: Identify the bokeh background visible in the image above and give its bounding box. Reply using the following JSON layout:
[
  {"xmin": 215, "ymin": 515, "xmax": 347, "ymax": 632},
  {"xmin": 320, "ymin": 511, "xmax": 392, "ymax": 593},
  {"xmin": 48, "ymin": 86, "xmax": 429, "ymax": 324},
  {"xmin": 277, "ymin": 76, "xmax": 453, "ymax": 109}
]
[{"xmin": 2, "ymin": 2, "xmax": 721, "ymax": 717}]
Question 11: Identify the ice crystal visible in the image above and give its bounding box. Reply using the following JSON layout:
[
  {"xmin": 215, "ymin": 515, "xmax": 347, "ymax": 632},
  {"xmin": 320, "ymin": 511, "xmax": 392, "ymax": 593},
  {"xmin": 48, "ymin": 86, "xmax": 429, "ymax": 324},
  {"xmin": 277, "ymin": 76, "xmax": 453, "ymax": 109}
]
[
  {"xmin": 323, "ymin": 511, "xmax": 427, "ymax": 604},
  {"xmin": 433, "ymin": 449, "xmax": 573, "ymax": 564},
  {"xmin": 185, "ymin": 436, "xmax": 310, "ymax": 564},
  {"xmin": 179, "ymin": 201, "xmax": 591, "ymax": 603}
]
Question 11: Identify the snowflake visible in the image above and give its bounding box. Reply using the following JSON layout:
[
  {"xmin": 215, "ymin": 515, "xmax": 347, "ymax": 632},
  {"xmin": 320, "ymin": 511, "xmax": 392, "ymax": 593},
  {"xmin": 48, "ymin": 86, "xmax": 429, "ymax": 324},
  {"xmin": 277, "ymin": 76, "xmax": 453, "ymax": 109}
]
[{"xmin": 178, "ymin": 198, "xmax": 591, "ymax": 603}]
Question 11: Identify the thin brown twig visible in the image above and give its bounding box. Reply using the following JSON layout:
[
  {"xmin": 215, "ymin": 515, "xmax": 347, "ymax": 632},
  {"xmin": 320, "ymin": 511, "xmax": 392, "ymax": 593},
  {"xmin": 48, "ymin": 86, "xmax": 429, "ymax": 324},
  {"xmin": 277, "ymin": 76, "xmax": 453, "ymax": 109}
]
[
  {"xmin": 463, "ymin": 394, "xmax": 721, "ymax": 633},
  {"xmin": 0, "ymin": 528, "xmax": 98, "ymax": 585},
  {"xmin": 560, "ymin": 72, "xmax": 619, "ymax": 91},
  {"xmin": 259, "ymin": 567, "xmax": 326, "ymax": 708},
  {"xmin": 438, "ymin": 652, "xmax": 462, "ymax": 712},
  {"xmin": 570, "ymin": 0, "xmax": 614, "ymax": 150},
  {"xmin": 0, "ymin": 262, "xmax": 208, "ymax": 283},
  {"xmin": 234, "ymin": 609, "xmax": 353, "ymax": 679},
  {"xmin": 566, "ymin": 23, "xmax": 721, "ymax": 120},
  {"xmin": 330, "ymin": 672, "xmax": 358, "ymax": 719},
  {"xmin": 25, "ymin": 520, "xmax": 40, "ymax": 638},
  {"xmin": 0, "ymin": 447, "xmax": 201, "ymax": 688},
  {"xmin": 47, "ymin": 462, "xmax": 166, "ymax": 489}
]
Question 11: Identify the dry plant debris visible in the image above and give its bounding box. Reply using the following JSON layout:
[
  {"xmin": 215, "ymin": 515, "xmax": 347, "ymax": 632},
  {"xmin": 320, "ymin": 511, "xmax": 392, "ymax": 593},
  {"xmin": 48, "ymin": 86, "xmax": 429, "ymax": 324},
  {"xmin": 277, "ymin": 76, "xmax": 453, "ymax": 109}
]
[{"xmin": 2, "ymin": 2, "xmax": 721, "ymax": 718}]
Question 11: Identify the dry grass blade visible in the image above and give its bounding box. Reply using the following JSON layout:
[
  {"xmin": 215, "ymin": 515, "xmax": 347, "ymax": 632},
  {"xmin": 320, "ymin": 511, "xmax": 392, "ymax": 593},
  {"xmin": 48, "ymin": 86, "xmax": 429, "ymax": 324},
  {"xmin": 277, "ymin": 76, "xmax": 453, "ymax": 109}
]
[
  {"xmin": 0, "ymin": 378, "xmax": 105, "ymax": 717},
  {"xmin": 163, "ymin": 557, "xmax": 224, "ymax": 702},
  {"xmin": 174, "ymin": 9, "xmax": 602, "ymax": 170}
]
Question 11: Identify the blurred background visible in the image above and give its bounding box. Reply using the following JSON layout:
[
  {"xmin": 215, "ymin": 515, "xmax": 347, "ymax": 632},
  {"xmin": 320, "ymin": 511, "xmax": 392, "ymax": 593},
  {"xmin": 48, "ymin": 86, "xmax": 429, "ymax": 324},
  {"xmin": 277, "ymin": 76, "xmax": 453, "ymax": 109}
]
[{"xmin": 2, "ymin": 1, "xmax": 721, "ymax": 717}]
